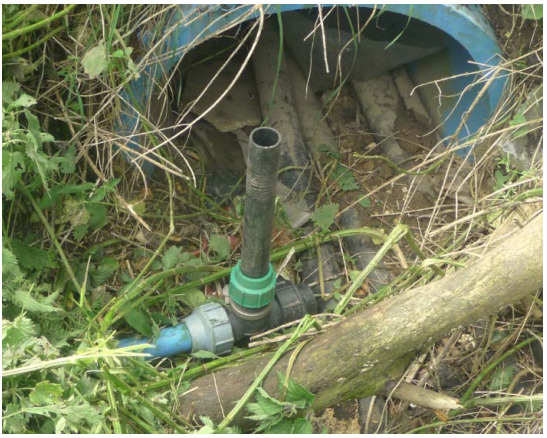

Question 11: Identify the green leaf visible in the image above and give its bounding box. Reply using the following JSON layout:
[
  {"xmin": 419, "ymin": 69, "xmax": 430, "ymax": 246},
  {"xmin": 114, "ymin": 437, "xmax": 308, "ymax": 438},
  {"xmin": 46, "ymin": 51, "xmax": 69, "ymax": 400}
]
[
  {"xmin": 334, "ymin": 164, "xmax": 359, "ymax": 191},
  {"xmin": 91, "ymin": 257, "xmax": 119, "ymax": 287},
  {"xmin": 162, "ymin": 246, "xmax": 183, "ymax": 270},
  {"xmin": 209, "ymin": 234, "xmax": 230, "ymax": 261},
  {"xmin": 81, "ymin": 42, "xmax": 108, "ymax": 78},
  {"xmin": 198, "ymin": 416, "xmax": 216, "ymax": 433},
  {"xmin": 264, "ymin": 419, "xmax": 296, "ymax": 434},
  {"xmin": 494, "ymin": 170, "xmax": 510, "ymax": 191},
  {"xmin": 11, "ymin": 93, "xmax": 37, "ymax": 109},
  {"xmin": 124, "ymin": 309, "xmax": 153, "ymax": 337},
  {"xmin": 180, "ymin": 288, "xmax": 207, "ymax": 309},
  {"xmin": 278, "ymin": 372, "xmax": 316, "ymax": 407},
  {"xmin": 371, "ymin": 228, "xmax": 386, "ymax": 245},
  {"xmin": 246, "ymin": 383, "xmax": 315, "ymax": 434},
  {"xmin": 197, "ymin": 415, "xmax": 240, "ymax": 434},
  {"xmin": 2, "ymin": 314, "xmax": 36, "ymax": 346},
  {"xmin": 529, "ymin": 397, "xmax": 543, "ymax": 412},
  {"xmin": 150, "ymin": 311, "xmax": 172, "ymax": 326},
  {"xmin": 112, "ymin": 47, "xmax": 133, "ymax": 58},
  {"xmin": 73, "ymin": 224, "xmax": 88, "ymax": 242},
  {"xmin": 319, "ymin": 144, "xmax": 340, "ymax": 159},
  {"xmin": 2, "ymin": 149, "xmax": 25, "ymax": 200},
  {"xmin": 2, "ymin": 403, "xmax": 29, "ymax": 433},
  {"xmin": 521, "ymin": 4, "xmax": 543, "ymax": 19},
  {"xmin": 359, "ymin": 197, "xmax": 372, "ymax": 208},
  {"xmin": 509, "ymin": 112, "xmax": 526, "ymax": 126},
  {"xmin": 191, "ymin": 350, "xmax": 220, "ymax": 360},
  {"xmin": 86, "ymin": 202, "xmax": 107, "ymax": 229},
  {"xmin": 184, "ymin": 257, "xmax": 208, "ymax": 281},
  {"xmin": 348, "ymin": 270, "xmax": 361, "ymax": 282},
  {"xmin": 12, "ymin": 288, "xmax": 60, "ymax": 313},
  {"xmin": 490, "ymin": 329, "xmax": 510, "ymax": 344},
  {"xmin": 509, "ymin": 112, "xmax": 530, "ymax": 139},
  {"xmin": 488, "ymin": 364, "xmax": 517, "ymax": 391},
  {"xmin": 126, "ymin": 58, "xmax": 139, "ymax": 78},
  {"xmin": 246, "ymin": 403, "xmax": 270, "ymax": 422},
  {"xmin": 2, "ymin": 81, "xmax": 20, "ymax": 104},
  {"xmin": 57, "ymin": 145, "xmax": 77, "ymax": 174},
  {"xmin": 89, "ymin": 178, "xmax": 120, "ymax": 202},
  {"xmin": 267, "ymin": 418, "xmax": 313, "ymax": 434},
  {"xmin": 247, "ymin": 387, "xmax": 285, "ymax": 427},
  {"xmin": 2, "ymin": 247, "xmax": 22, "ymax": 287},
  {"xmin": 26, "ymin": 402, "xmax": 103, "ymax": 433},
  {"xmin": 256, "ymin": 387, "xmax": 285, "ymax": 415},
  {"xmin": 38, "ymin": 182, "xmax": 95, "ymax": 209},
  {"xmin": 11, "ymin": 239, "xmax": 56, "ymax": 271},
  {"xmin": 291, "ymin": 418, "xmax": 314, "ymax": 434},
  {"xmin": 311, "ymin": 203, "xmax": 339, "ymax": 232},
  {"xmin": 23, "ymin": 109, "xmax": 57, "ymax": 190},
  {"xmin": 29, "ymin": 381, "xmax": 63, "ymax": 406},
  {"xmin": 133, "ymin": 200, "xmax": 146, "ymax": 215}
]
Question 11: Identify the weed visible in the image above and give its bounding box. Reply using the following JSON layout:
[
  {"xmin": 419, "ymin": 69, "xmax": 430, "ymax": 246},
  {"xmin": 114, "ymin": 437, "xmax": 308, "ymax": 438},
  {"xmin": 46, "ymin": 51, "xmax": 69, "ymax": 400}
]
[
  {"xmin": 311, "ymin": 203, "xmax": 339, "ymax": 232},
  {"xmin": 246, "ymin": 373, "xmax": 315, "ymax": 433}
]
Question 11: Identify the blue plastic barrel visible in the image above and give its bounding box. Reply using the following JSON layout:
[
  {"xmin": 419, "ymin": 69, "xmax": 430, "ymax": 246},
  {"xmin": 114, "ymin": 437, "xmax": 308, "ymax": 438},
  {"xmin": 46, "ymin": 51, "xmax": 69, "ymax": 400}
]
[{"xmin": 119, "ymin": 5, "xmax": 506, "ymax": 167}]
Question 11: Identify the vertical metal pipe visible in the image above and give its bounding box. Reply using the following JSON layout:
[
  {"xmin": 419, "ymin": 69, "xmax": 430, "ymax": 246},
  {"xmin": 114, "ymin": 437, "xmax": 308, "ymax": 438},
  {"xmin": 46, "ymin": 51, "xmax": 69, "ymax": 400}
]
[{"xmin": 240, "ymin": 127, "xmax": 281, "ymax": 278}]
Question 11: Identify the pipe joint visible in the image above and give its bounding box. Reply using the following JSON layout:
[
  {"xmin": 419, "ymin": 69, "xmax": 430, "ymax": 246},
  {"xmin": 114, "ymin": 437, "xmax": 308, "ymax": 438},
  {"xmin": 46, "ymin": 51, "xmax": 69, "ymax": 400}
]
[
  {"xmin": 228, "ymin": 261, "xmax": 276, "ymax": 309},
  {"xmin": 183, "ymin": 302, "xmax": 234, "ymax": 355},
  {"xmin": 227, "ymin": 278, "xmax": 317, "ymax": 342}
]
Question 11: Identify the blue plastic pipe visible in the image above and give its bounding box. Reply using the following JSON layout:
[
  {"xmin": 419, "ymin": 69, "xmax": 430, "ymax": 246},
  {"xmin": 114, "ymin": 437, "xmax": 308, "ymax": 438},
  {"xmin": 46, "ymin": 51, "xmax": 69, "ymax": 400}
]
[{"xmin": 118, "ymin": 323, "xmax": 192, "ymax": 359}]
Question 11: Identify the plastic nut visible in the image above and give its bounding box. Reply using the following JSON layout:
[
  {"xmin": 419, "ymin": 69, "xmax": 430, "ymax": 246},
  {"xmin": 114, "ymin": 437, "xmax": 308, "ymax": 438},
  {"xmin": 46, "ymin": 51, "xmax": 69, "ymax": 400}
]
[
  {"xmin": 228, "ymin": 261, "xmax": 276, "ymax": 309},
  {"xmin": 183, "ymin": 302, "xmax": 234, "ymax": 355}
]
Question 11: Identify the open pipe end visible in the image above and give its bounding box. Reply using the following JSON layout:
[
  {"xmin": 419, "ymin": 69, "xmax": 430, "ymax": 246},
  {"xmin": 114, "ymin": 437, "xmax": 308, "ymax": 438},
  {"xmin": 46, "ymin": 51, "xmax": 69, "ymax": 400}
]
[
  {"xmin": 250, "ymin": 127, "xmax": 281, "ymax": 149},
  {"xmin": 242, "ymin": 127, "xmax": 282, "ymax": 278}
]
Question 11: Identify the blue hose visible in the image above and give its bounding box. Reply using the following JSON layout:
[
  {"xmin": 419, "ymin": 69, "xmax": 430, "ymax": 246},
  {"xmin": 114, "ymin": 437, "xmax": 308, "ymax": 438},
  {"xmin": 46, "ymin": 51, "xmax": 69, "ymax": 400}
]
[{"xmin": 118, "ymin": 323, "xmax": 193, "ymax": 359}]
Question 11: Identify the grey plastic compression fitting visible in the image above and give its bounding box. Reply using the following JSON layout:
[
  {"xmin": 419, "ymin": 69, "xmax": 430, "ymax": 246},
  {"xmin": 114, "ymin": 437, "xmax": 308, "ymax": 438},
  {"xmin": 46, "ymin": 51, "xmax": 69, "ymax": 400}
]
[{"xmin": 183, "ymin": 302, "xmax": 234, "ymax": 355}]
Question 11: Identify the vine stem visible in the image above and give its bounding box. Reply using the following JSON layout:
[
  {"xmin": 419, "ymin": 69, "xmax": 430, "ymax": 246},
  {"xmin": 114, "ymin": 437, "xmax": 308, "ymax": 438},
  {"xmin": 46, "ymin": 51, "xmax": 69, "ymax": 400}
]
[
  {"xmin": 334, "ymin": 224, "xmax": 409, "ymax": 315},
  {"xmin": 458, "ymin": 336, "xmax": 536, "ymax": 404},
  {"xmin": 3, "ymin": 27, "xmax": 64, "ymax": 59},
  {"xmin": 141, "ymin": 226, "xmax": 388, "ymax": 308},
  {"xmin": 2, "ymin": 4, "xmax": 76, "ymax": 41}
]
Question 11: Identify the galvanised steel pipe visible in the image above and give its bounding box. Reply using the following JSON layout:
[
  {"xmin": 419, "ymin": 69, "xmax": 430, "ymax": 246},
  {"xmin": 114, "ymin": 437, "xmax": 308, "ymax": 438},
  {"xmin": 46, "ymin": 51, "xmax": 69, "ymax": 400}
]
[{"xmin": 240, "ymin": 127, "xmax": 281, "ymax": 277}]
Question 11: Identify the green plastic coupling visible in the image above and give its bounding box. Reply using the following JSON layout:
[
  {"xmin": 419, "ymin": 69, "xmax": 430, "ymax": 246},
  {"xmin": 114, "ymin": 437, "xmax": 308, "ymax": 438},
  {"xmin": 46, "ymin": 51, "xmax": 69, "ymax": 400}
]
[{"xmin": 228, "ymin": 261, "xmax": 276, "ymax": 309}]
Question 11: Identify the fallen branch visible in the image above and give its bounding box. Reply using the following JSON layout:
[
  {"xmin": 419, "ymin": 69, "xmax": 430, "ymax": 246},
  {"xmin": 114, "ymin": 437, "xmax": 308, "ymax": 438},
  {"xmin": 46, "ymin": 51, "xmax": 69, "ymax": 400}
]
[
  {"xmin": 179, "ymin": 213, "xmax": 542, "ymax": 428},
  {"xmin": 381, "ymin": 381, "xmax": 463, "ymax": 411}
]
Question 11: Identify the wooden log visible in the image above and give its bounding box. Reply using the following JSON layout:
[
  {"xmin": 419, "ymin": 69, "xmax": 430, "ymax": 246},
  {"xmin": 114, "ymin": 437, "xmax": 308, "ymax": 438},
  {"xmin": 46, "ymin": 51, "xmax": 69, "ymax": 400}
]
[{"xmin": 179, "ymin": 213, "xmax": 542, "ymax": 427}]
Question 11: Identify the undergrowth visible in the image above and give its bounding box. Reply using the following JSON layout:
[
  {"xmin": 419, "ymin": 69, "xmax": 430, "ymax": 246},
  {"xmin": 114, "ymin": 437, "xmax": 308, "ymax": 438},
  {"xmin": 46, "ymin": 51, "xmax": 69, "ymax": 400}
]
[{"xmin": 2, "ymin": 4, "xmax": 543, "ymax": 434}]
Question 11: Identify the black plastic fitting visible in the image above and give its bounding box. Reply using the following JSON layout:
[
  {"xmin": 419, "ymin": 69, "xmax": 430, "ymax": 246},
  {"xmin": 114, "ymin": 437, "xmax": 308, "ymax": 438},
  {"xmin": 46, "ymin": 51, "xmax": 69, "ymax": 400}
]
[{"xmin": 227, "ymin": 278, "xmax": 317, "ymax": 343}]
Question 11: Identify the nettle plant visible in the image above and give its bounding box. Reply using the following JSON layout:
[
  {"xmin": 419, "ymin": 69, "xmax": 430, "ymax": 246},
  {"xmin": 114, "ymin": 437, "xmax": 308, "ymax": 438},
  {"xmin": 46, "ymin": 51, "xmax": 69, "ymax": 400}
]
[
  {"xmin": 2, "ymin": 82, "xmax": 61, "ymax": 199},
  {"xmin": 1, "ymin": 83, "xmax": 113, "ymax": 433},
  {"xmin": 245, "ymin": 373, "xmax": 316, "ymax": 434},
  {"xmin": 2, "ymin": 81, "xmax": 120, "ymax": 295}
]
